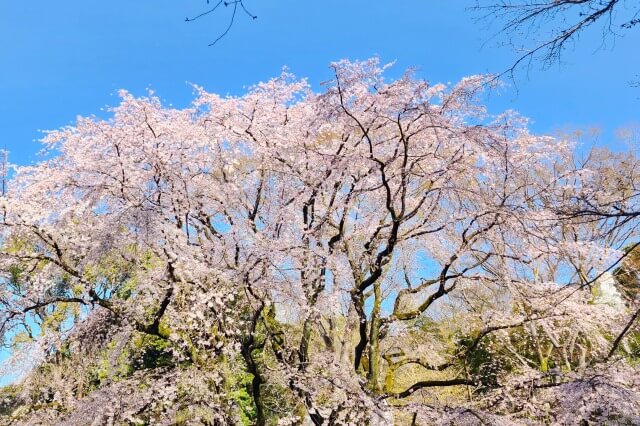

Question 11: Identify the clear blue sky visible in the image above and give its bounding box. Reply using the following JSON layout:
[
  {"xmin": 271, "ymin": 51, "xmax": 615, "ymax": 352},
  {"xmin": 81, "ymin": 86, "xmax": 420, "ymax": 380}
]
[{"xmin": 0, "ymin": 1, "xmax": 638, "ymax": 165}]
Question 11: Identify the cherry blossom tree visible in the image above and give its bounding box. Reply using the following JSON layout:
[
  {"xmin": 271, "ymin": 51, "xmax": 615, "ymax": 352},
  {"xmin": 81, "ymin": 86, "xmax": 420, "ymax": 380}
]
[{"xmin": 0, "ymin": 58, "xmax": 638, "ymax": 425}]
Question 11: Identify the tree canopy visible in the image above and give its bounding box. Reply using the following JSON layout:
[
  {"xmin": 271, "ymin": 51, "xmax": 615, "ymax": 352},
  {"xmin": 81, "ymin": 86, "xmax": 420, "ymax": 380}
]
[{"xmin": 1, "ymin": 59, "xmax": 639, "ymax": 425}]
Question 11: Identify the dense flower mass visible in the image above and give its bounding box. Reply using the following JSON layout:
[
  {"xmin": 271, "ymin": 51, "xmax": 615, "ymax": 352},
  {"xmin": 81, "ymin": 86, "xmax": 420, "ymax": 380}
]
[{"xmin": 0, "ymin": 59, "xmax": 639, "ymax": 425}]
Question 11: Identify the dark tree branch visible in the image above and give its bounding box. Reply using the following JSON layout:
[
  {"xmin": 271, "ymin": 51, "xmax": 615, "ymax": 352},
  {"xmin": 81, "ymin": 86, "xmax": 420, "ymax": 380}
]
[
  {"xmin": 186, "ymin": 0, "xmax": 257, "ymax": 46},
  {"xmin": 474, "ymin": 0, "xmax": 639, "ymax": 77},
  {"xmin": 384, "ymin": 378, "xmax": 474, "ymax": 399}
]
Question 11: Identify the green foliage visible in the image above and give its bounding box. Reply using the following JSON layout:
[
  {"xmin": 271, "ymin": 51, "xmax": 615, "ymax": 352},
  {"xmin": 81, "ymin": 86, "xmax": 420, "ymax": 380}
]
[
  {"xmin": 41, "ymin": 302, "xmax": 78, "ymax": 334},
  {"xmin": 81, "ymin": 248, "xmax": 154, "ymax": 300},
  {"xmin": 458, "ymin": 334, "xmax": 505, "ymax": 391},
  {"xmin": 174, "ymin": 406, "xmax": 215, "ymax": 426},
  {"xmin": 7, "ymin": 264, "xmax": 22, "ymax": 291},
  {"xmin": 10, "ymin": 331, "xmax": 32, "ymax": 345},
  {"xmin": 115, "ymin": 276, "xmax": 138, "ymax": 300},
  {"xmin": 229, "ymin": 387, "xmax": 256, "ymax": 425},
  {"xmin": 625, "ymin": 331, "xmax": 640, "ymax": 364},
  {"xmin": 131, "ymin": 334, "xmax": 174, "ymax": 370},
  {"xmin": 0, "ymin": 386, "xmax": 20, "ymax": 417},
  {"xmin": 86, "ymin": 332, "xmax": 176, "ymax": 390},
  {"xmin": 3, "ymin": 236, "xmax": 30, "ymax": 255},
  {"xmin": 224, "ymin": 359, "xmax": 258, "ymax": 424}
]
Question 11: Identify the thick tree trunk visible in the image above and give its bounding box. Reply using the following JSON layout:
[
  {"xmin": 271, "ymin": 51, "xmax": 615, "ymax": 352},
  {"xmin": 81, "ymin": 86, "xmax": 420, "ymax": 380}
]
[
  {"xmin": 367, "ymin": 282, "xmax": 382, "ymax": 392},
  {"xmin": 352, "ymin": 292, "xmax": 368, "ymax": 372}
]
